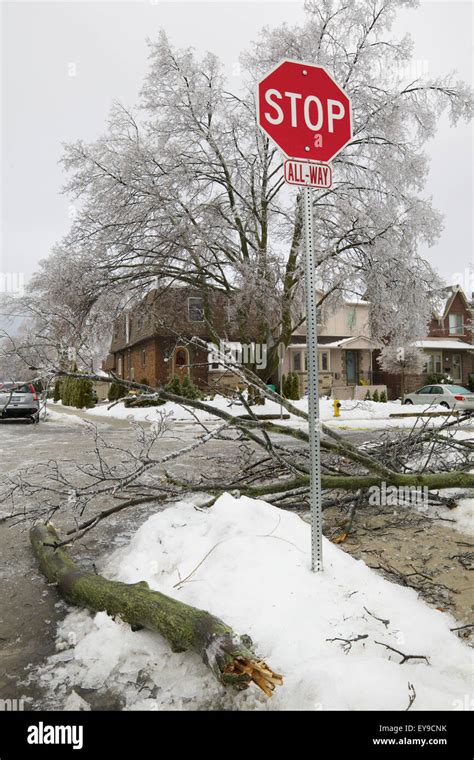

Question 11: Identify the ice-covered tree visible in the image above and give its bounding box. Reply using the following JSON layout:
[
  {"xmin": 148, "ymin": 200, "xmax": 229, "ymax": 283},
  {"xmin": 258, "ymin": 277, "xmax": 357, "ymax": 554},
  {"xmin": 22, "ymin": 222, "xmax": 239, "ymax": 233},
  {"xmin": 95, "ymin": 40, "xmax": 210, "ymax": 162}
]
[
  {"xmin": 372, "ymin": 261, "xmax": 432, "ymax": 399},
  {"xmin": 26, "ymin": 0, "xmax": 474, "ymax": 376}
]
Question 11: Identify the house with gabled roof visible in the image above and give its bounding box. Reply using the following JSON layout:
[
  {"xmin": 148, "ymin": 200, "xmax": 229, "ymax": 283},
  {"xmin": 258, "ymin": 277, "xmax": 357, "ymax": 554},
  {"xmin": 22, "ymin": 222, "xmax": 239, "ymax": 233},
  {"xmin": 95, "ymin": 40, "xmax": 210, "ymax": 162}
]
[
  {"xmin": 381, "ymin": 285, "xmax": 474, "ymax": 398},
  {"xmin": 419, "ymin": 285, "xmax": 473, "ymax": 384},
  {"xmin": 282, "ymin": 294, "xmax": 385, "ymax": 398},
  {"xmin": 104, "ymin": 286, "xmax": 260, "ymax": 390}
]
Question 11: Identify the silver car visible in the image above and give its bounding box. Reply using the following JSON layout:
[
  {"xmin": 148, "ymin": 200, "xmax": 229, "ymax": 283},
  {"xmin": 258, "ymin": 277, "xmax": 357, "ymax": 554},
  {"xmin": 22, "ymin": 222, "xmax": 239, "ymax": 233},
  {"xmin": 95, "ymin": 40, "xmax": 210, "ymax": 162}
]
[
  {"xmin": 0, "ymin": 382, "xmax": 40, "ymax": 423},
  {"xmin": 404, "ymin": 384, "xmax": 474, "ymax": 412}
]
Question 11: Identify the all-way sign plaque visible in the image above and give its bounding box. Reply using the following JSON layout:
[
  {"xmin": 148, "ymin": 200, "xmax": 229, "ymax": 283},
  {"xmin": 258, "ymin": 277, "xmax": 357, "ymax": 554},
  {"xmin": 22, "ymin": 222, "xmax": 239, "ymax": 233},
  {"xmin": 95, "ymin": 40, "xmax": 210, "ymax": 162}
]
[{"xmin": 284, "ymin": 159, "xmax": 332, "ymax": 189}]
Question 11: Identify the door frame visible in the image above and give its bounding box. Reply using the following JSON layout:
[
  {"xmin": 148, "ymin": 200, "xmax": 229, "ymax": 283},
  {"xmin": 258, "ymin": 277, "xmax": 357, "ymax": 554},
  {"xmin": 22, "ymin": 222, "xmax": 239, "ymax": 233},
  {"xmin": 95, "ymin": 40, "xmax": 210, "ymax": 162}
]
[
  {"xmin": 345, "ymin": 350, "xmax": 358, "ymax": 385},
  {"xmin": 172, "ymin": 346, "xmax": 190, "ymax": 379},
  {"xmin": 451, "ymin": 353, "xmax": 462, "ymax": 382}
]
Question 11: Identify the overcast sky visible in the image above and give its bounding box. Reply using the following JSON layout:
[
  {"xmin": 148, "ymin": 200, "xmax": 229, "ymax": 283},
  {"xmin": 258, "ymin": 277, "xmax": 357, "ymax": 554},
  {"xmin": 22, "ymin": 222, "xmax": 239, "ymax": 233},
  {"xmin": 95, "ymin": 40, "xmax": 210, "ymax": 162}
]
[{"xmin": 1, "ymin": 0, "xmax": 473, "ymax": 301}]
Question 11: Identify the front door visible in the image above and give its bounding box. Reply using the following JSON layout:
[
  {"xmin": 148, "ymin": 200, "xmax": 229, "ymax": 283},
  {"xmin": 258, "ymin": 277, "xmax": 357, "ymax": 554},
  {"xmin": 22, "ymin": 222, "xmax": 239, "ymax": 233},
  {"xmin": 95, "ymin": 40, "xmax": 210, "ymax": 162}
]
[
  {"xmin": 346, "ymin": 351, "xmax": 357, "ymax": 384},
  {"xmin": 172, "ymin": 346, "xmax": 190, "ymax": 381},
  {"xmin": 452, "ymin": 354, "xmax": 462, "ymax": 382}
]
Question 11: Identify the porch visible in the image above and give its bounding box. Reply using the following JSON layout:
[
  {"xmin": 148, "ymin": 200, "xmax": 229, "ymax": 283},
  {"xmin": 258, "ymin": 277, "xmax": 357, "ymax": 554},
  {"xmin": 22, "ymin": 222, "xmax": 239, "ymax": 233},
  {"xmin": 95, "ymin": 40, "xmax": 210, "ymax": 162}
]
[{"xmin": 285, "ymin": 336, "xmax": 384, "ymax": 397}]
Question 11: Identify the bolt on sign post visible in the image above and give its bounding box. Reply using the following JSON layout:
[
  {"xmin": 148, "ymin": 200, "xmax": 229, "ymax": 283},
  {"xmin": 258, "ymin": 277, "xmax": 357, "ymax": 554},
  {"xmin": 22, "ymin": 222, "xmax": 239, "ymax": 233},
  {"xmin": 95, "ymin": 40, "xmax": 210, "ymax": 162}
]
[{"xmin": 257, "ymin": 59, "xmax": 352, "ymax": 571}]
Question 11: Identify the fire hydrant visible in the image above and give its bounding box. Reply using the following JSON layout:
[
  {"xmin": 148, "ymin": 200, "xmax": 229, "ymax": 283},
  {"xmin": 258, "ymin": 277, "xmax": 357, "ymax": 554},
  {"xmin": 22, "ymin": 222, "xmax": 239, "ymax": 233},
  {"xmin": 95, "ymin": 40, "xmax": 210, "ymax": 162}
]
[{"xmin": 333, "ymin": 399, "xmax": 341, "ymax": 417}]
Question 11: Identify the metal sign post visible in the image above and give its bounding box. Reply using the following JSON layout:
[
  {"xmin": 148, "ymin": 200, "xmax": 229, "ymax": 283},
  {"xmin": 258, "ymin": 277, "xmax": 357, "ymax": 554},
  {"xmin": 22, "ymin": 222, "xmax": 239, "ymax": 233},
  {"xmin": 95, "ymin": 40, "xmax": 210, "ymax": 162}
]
[
  {"xmin": 277, "ymin": 341, "xmax": 285, "ymax": 420},
  {"xmin": 303, "ymin": 186, "xmax": 323, "ymax": 572},
  {"xmin": 257, "ymin": 58, "xmax": 353, "ymax": 573}
]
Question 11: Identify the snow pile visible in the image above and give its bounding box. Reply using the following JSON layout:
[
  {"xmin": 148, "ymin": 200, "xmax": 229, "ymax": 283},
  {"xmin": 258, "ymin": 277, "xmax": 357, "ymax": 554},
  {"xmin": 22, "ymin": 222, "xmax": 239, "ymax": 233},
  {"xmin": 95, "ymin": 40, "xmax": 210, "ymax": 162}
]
[
  {"xmin": 45, "ymin": 408, "xmax": 87, "ymax": 426},
  {"xmin": 37, "ymin": 495, "xmax": 472, "ymax": 711},
  {"xmin": 80, "ymin": 395, "xmax": 450, "ymax": 430},
  {"xmin": 433, "ymin": 492, "xmax": 474, "ymax": 536}
]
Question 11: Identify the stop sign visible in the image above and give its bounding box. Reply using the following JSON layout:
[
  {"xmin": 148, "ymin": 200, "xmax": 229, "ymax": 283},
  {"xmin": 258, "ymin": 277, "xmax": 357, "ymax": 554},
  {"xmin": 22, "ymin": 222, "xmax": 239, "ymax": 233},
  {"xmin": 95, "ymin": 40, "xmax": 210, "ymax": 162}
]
[{"xmin": 257, "ymin": 59, "xmax": 352, "ymax": 163}]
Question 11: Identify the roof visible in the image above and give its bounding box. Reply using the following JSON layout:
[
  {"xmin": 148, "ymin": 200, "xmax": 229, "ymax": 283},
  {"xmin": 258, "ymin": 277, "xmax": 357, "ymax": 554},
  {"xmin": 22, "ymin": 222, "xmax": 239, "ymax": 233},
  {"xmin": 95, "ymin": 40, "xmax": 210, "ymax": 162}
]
[
  {"xmin": 431, "ymin": 285, "xmax": 471, "ymax": 319},
  {"xmin": 109, "ymin": 287, "xmax": 244, "ymax": 353},
  {"xmin": 289, "ymin": 336, "xmax": 380, "ymax": 350},
  {"xmin": 321, "ymin": 336, "xmax": 381, "ymax": 349},
  {"xmin": 415, "ymin": 339, "xmax": 473, "ymax": 350}
]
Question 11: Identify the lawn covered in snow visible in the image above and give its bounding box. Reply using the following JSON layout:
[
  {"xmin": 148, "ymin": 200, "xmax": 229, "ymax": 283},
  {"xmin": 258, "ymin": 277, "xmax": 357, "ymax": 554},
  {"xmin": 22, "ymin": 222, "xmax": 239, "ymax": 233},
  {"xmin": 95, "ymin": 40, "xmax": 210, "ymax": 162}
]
[
  {"xmin": 37, "ymin": 494, "xmax": 472, "ymax": 711},
  {"xmin": 74, "ymin": 395, "xmax": 456, "ymax": 430}
]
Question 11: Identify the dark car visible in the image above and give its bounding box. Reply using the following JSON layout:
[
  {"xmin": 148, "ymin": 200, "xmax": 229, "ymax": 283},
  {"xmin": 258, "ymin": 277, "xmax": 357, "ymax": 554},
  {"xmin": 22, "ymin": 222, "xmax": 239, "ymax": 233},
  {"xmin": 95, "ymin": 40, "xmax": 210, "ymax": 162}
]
[{"xmin": 0, "ymin": 382, "xmax": 40, "ymax": 423}]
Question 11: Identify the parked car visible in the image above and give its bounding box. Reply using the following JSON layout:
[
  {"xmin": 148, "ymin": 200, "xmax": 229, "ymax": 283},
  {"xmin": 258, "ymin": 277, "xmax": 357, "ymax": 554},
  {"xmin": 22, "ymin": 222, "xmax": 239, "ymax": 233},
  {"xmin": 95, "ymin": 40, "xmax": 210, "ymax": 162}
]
[
  {"xmin": 404, "ymin": 384, "xmax": 474, "ymax": 411},
  {"xmin": 0, "ymin": 382, "xmax": 40, "ymax": 423}
]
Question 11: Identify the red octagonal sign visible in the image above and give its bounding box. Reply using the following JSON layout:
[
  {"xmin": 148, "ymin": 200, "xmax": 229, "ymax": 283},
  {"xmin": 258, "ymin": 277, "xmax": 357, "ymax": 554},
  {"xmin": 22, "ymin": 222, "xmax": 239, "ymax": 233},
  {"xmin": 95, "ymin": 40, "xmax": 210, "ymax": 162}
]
[{"xmin": 257, "ymin": 59, "xmax": 352, "ymax": 163}]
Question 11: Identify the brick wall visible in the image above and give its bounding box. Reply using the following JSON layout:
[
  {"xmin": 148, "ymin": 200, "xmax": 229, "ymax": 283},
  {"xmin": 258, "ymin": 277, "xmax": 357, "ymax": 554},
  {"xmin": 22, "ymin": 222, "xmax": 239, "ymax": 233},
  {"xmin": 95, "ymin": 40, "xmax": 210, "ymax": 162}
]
[{"xmin": 114, "ymin": 337, "xmax": 211, "ymax": 389}]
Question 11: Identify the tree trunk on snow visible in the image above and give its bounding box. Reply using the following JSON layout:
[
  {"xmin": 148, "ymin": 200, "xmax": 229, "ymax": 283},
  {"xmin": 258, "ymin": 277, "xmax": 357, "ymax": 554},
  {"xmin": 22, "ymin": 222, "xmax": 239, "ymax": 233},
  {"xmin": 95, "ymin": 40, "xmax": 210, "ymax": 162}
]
[
  {"xmin": 198, "ymin": 470, "xmax": 474, "ymax": 499},
  {"xmin": 30, "ymin": 524, "xmax": 282, "ymax": 697}
]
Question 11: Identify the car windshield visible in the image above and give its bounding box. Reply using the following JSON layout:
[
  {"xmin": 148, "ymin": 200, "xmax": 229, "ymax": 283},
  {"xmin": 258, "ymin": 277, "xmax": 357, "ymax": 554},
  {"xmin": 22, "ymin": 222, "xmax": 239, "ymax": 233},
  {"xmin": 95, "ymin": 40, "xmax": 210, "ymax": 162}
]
[
  {"xmin": 445, "ymin": 385, "xmax": 470, "ymax": 395},
  {"xmin": 0, "ymin": 383, "xmax": 31, "ymax": 393}
]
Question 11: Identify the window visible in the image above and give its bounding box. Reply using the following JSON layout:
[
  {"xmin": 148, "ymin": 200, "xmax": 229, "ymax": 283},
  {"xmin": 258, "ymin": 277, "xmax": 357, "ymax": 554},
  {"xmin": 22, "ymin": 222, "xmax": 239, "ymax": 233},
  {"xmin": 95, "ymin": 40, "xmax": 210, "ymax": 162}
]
[
  {"xmin": 416, "ymin": 386, "xmax": 432, "ymax": 394},
  {"xmin": 140, "ymin": 349, "xmax": 146, "ymax": 368},
  {"xmin": 346, "ymin": 308, "xmax": 357, "ymax": 330},
  {"xmin": 445, "ymin": 385, "xmax": 468, "ymax": 394},
  {"xmin": 430, "ymin": 386, "xmax": 443, "ymax": 394},
  {"xmin": 117, "ymin": 356, "xmax": 123, "ymax": 376},
  {"xmin": 188, "ymin": 296, "xmax": 204, "ymax": 322},
  {"xmin": 293, "ymin": 352, "xmax": 301, "ymax": 372},
  {"xmin": 449, "ymin": 314, "xmax": 463, "ymax": 335},
  {"xmin": 426, "ymin": 352, "xmax": 442, "ymax": 374},
  {"xmin": 320, "ymin": 352, "xmax": 329, "ymax": 371}
]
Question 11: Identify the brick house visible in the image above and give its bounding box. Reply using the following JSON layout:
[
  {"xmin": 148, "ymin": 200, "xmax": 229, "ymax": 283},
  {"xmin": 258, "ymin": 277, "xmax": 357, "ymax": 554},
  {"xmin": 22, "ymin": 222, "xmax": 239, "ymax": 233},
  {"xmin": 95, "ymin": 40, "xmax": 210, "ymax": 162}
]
[
  {"xmin": 381, "ymin": 285, "xmax": 474, "ymax": 398},
  {"xmin": 105, "ymin": 287, "xmax": 255, "ymax": 390}
]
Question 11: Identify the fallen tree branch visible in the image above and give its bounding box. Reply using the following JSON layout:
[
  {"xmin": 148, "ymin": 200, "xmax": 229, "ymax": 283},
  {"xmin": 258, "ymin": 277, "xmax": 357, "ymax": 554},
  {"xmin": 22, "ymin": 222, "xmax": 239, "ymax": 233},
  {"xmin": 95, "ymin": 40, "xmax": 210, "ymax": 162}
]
[
  {"xmin": 326, "ymin": 634, "xmax": 368, "ymax": 652},
  {"xmin": 30, "ymin": 523, "xmax": 283, "ymax": 697},
  {"xmin": 374, "ymin": 640, "xmax": 430, "ymax": 665}
]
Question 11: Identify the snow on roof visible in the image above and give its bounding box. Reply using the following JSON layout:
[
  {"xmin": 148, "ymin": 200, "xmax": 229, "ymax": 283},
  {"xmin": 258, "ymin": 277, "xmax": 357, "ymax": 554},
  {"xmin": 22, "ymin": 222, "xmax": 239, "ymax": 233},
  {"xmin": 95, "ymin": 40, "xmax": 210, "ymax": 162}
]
[
  {"xmin": 322, "ymin": 336, "xmax": 379, "ymax": 348},
  {"xmin": 430, "ymin": 291, "xmax": 452, "ymax": 318},
  {"xmin": 415, "ymin": 339, "xmax": 473, "ymax": 350},
  {"xmin": 289, "ymin": 336, "xmax": 379, "ymax": 349}
]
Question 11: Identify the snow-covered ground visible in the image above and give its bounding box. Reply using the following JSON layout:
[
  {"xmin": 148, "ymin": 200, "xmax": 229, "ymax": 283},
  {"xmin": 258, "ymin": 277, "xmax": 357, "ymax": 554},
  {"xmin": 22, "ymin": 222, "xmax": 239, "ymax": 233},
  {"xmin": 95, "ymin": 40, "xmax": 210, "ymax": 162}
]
[
  {"xmin": 57, "ymin": 396, "xmax": 460, "ymax": 431},
  {"xmin": 43, "ymin": 407, "xmax": 86, "ymax": 426},
  {"xmin": 35, "ymin": 494, "xmax": 472, "ymax": 711},
  {"xmin": 434, "ymin": 493, "xmax": 474, "ymax": 536}
]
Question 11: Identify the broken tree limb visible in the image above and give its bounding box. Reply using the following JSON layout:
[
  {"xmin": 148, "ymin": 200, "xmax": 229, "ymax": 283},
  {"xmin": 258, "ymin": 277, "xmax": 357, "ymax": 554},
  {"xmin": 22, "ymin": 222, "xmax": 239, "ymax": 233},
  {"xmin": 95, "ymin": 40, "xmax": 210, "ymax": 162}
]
[
  {"xmin": 30, "ymin": 524, "xmax": 283, "ymax": 697},
  {"xmin": 166, "ymin": 470, "xmax": 474, "ymax": 496}
]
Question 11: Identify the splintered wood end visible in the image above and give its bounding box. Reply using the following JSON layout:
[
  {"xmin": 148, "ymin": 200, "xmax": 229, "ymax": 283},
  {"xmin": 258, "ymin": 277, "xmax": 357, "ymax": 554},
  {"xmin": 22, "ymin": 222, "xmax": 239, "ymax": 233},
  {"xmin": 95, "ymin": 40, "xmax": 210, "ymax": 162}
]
[{"xmin": 224, "ymin": 656, "xmax": 283, "ymax": 697}]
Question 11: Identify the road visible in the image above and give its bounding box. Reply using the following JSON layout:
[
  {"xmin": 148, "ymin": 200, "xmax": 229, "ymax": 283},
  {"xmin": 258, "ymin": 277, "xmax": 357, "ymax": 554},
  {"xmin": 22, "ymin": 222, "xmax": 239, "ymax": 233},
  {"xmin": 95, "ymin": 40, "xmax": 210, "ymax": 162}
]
[{"xmin": 0, "ymin": 410, "xmax": 222, "ymax": 707}]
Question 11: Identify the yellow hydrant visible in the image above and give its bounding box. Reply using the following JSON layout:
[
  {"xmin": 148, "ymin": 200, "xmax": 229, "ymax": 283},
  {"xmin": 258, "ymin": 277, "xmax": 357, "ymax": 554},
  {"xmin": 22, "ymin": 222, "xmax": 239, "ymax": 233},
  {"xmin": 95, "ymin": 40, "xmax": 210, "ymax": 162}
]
[{"xmin": 333, "ymin": 399, "xmax": 341, "ymax": 417}]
